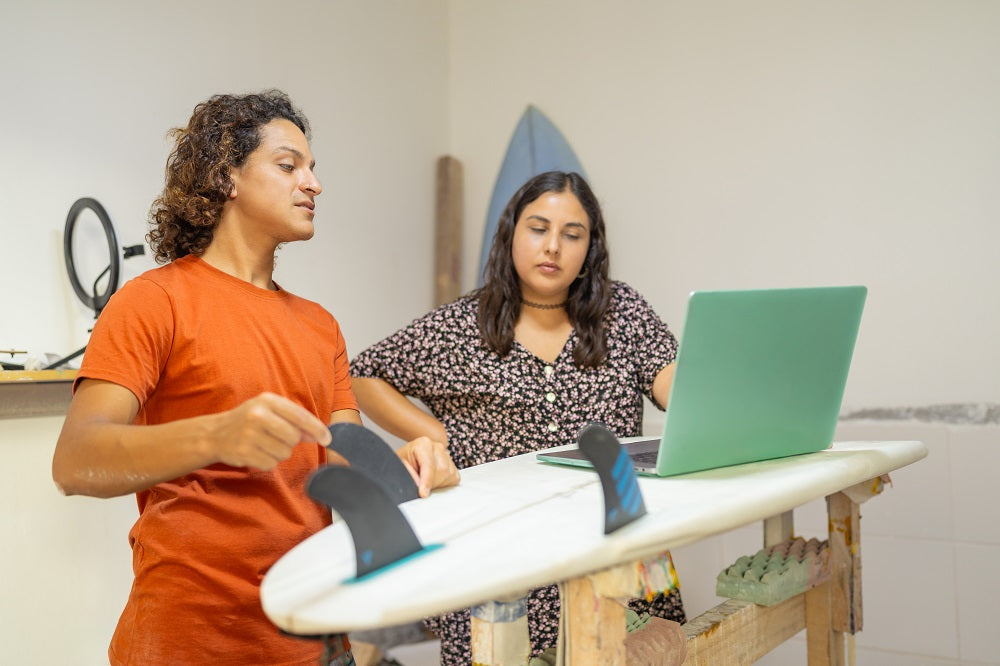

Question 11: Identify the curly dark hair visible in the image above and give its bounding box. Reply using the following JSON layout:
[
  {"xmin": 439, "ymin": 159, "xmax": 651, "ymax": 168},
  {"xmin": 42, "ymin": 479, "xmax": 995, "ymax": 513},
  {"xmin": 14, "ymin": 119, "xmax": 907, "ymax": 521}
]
[
  {"xmin": 476, "ymin": 171, "xmax": 612, "ymax": 368},
  {"xmin": 146, "ymin": 90, "xmax": 311, "ymax": 263}
]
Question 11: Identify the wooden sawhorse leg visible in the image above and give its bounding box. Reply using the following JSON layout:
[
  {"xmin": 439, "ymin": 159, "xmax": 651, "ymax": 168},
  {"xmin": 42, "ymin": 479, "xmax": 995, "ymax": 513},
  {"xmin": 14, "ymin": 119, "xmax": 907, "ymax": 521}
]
[
  {"xmin": 806, "ymin": 477, "xmax": 883, "ymax": 665},
  {"xmin": 470, "ymin": 596, "xmax": 531, "ymax": 665},
  {"xmin": 559, "ymin": 553, "xmax": 685, "ymax": 665},
  {"xmin": 822, "ymin": 477, "xmax": 885, "ymax": 665}
]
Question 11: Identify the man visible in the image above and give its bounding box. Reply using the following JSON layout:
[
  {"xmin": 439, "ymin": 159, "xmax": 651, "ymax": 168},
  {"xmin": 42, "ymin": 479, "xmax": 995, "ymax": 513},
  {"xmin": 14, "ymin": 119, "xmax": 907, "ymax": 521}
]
[{"xmin": 52, "ymin": 90, "xmax": 459, "ymax": 665}]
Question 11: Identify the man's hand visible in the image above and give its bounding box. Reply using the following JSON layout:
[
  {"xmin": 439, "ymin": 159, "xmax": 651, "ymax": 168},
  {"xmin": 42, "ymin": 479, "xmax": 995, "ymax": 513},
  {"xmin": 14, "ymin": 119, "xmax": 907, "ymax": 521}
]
[
  {"xmin": 210, "ymin": 392, "xmax": 333, "ymax": 470},
  {"xmin": 396, "ymin": 437, "xmax": 460, "ymax": 498}
]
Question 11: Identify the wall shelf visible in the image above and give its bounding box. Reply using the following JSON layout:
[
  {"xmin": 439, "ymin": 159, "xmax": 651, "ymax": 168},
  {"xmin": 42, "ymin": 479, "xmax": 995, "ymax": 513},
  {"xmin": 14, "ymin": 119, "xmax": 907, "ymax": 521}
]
[{"xmin": 0, "ymin": 370, "xmax": 76, "ymax": 418}]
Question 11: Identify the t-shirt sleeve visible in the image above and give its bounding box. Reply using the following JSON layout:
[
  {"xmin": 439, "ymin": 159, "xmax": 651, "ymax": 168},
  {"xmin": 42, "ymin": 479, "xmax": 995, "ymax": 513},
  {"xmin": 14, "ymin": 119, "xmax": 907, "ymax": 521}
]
[
  {"xmin": 329, "ymin": 318, "xmax": 358, "ymax": 413},
  {"xmin": 350, "ymin": 308, "xmax": 448, "ymax": 401},
  {"xmin": 618, "ymin": 283, "xmax": 678, "ymax": 409},
  {"xmin": 75, "ymin": 276, "xmax": 174, "ymax": 406}
]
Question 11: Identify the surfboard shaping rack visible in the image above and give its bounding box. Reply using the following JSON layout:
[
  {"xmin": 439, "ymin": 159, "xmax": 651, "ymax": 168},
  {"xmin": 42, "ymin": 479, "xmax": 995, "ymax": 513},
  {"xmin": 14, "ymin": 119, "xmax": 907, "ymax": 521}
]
[{"xmin": 577, "ymin": 424, "xmax": 648, "ymax": 534}]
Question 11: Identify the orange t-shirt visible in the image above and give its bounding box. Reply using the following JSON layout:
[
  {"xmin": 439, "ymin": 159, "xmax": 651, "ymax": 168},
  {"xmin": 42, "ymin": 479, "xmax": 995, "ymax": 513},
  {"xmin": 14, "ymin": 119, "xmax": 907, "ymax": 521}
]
[{"xmin": 77, "ymin": 255, "xmax": 357, "ymax": 665}]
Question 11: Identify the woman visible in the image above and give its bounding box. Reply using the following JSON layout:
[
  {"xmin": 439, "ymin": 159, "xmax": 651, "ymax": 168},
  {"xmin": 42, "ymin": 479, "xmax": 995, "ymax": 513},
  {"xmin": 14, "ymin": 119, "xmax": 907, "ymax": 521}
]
[{"xmin": 351, "ymin": 171, "xmax": 684, "ymax": 664}]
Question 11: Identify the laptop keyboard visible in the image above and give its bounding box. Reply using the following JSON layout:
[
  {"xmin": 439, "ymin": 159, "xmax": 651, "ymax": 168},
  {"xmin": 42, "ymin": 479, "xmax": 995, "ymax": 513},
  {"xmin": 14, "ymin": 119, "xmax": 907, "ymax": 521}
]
[{"xmin": 629, "ymin": 450, "xmax": 659, "ymax": 465}]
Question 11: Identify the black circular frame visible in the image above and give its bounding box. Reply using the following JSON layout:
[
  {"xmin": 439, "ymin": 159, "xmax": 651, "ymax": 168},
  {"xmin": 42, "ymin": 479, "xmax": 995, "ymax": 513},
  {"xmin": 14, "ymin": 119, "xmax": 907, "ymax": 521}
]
[{"xmin": 63, "ymin": 197, "xmax": 120, "ymax": 315}]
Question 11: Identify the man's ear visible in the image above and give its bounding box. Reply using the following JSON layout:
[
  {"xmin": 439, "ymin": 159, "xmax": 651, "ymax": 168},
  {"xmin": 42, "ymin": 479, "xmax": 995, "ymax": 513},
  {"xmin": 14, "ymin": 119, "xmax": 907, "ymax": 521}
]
[{"xmin": 226, "ymin": 169, "xmax": 239, "ymax": 200}]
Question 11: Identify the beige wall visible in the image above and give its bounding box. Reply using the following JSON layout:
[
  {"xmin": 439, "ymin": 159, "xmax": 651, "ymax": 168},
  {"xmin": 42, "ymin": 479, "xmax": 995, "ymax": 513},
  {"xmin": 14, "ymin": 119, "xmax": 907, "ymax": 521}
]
[
  {"xmin": 0, "ymin": 1, "xmax": 449, "ymax": 663},
  {"xmin": 447, "ymin": 0, "xmax": 1000, "ymax": 409},
  {"xmin": 1, "ymin": 415, "xmax": 137, "ymax": 664},
  {"xmin": 1, "ymin": 0, "xmax": 449, "ymax": 364}
]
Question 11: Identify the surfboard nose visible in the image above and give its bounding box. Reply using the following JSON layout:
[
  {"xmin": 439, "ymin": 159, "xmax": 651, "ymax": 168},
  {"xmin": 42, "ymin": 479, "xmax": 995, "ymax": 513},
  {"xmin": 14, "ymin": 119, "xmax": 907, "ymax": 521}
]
[{"xmin": 477, "ymin": 105, "xmax": 588, "ymax": 286}]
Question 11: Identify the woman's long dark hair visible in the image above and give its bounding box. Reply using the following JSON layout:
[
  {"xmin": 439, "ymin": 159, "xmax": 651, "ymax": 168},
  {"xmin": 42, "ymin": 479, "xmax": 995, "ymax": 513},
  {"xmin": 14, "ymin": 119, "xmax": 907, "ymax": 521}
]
[{"xmin": 476, "ymin": 171, "xmax": 611, "ymax": 368}]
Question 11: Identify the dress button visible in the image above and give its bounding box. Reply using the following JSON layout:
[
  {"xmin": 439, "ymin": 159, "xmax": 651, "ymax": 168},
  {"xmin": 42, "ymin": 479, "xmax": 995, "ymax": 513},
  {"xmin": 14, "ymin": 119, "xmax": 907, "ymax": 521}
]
[
  {"xmin": 547, "ymin": 422, "xmax": 558, "ymax": 432},
  {"xmin": 544, "ymin": 365, "xmax": 554, "ymax": 377},
  {"xmin": 545, "ymin": 392, "xmax": 556, "ymax": 402}
]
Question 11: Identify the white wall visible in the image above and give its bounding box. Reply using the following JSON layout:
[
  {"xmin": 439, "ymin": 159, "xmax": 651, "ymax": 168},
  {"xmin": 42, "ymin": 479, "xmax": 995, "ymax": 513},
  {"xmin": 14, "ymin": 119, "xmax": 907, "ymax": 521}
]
[
  {"xmin": 446, "ymin": 3, "xmax": 998, "ymax": 664},
  {"xmin": 448, "ymin": 0, "xmax": 1000, "ymax": 409},
  {"xmin": 0, "ymin": 1, "xmax": 449, "ymax": 663}
]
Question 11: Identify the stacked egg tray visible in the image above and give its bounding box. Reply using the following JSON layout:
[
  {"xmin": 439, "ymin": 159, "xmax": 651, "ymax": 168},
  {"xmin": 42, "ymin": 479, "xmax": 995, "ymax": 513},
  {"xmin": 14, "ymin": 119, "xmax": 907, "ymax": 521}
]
[{"xmin": 716, "ymin": 536, "xmax": 831, "ymax": 606}]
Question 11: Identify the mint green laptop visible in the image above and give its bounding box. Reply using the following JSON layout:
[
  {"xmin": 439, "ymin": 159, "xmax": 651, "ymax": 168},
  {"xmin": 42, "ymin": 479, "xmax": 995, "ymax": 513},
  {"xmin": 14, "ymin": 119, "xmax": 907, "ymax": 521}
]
[{"xmin": 537, "ymin": 286, "xmax": 867, "ymax": 477}]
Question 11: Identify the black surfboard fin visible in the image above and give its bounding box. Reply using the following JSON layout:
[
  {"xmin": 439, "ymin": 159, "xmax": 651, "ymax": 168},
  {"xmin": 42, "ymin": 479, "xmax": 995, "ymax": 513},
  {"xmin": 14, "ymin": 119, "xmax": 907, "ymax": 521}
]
[
  {"xmin": 326, "ymin": 422, "xmax": 419, "ymax": 504},
  {"xmin": 306, "ymin": 465, "xmax": 424, "ymax": 578},
  {"xmin": 577, "ymin": 423, "xmax": 647, "ymax": 534}
]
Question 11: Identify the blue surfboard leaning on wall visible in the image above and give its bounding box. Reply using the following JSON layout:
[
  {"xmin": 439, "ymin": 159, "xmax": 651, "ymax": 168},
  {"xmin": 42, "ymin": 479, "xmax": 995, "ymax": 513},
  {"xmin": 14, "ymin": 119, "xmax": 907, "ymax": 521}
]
[{"xmin": 477, "ymin": 105, "xmax": 588, "ymax": 287}]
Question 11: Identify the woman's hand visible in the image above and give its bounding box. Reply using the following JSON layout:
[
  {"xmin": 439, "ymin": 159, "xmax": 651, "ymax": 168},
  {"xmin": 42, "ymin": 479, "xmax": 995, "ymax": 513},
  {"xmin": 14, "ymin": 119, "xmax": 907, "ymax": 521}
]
[{"xmin": 396, "ymin": 436, "xmax": 461, "ymax": 498}]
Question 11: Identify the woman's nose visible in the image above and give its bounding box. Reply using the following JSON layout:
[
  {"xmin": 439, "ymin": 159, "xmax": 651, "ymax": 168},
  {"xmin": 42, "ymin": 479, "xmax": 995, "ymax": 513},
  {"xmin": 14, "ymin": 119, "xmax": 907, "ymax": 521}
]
[{"xmin": 544, "ymin": 232, "xmax": 560, "ymax": 255}]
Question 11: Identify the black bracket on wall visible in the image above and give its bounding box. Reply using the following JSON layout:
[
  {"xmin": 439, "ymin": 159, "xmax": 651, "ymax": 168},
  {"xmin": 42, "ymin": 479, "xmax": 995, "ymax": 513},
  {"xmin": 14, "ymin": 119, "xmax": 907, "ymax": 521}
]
[{"xmin": 45, "ymin": 198, "xmax": 144, "ymax": 370}]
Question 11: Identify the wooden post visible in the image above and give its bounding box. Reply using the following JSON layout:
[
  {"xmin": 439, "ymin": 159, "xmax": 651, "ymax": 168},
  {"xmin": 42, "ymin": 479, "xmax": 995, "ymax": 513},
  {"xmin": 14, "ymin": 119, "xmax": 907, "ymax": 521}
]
[
  {"xmin": 827, "ymin": 491, "xmax": 863, "ymax": 634},
  {"xmin": 434, "ymin": 156, "xmax": 463, "ymax": 307},
  {"xmin": 764, "ymin": 510, "xmax": 794, "ymax": 547},
  {"xmin": 557, "ymin": 552, "xmax": 682, "ymax": 665},
  {"xmin": 564, "ymin": 574, "xmax": 627, "ymax": 665},
  {"xmin": 470, "ymin": 596, "xmax": 530, "ymax": 666},
  {"xmin": 805, "ymin": 581, "xmax": 843, "ymax": 665},
  {"xmin": 349, "ymin": 640, "xmax": 383, "ymax": 666}
]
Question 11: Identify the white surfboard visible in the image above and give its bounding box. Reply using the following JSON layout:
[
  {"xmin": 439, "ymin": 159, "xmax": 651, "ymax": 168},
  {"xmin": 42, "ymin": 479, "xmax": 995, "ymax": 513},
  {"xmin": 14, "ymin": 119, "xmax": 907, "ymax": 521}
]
[{"xmin": 261, "ymin": 440, "xmax": 926, "ymax": 636}]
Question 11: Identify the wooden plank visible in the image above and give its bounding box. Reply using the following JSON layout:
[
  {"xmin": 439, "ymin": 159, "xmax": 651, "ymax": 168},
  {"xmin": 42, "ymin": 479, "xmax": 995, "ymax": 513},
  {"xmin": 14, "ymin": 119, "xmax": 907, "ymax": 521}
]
[
  {"xmin": 0, "ymin": 369, "xmax": 78, "ymax": 382},
  {"xmin": 434, "ymin": 155, "xmax": 463, "ymax": 307},
  {"xmin": 827, "ymin": 491, "xmax": 863, "ymax": 633},
  {"xmin": 682, "ymin": 595, "xmax": 806, "ymax": 665}
]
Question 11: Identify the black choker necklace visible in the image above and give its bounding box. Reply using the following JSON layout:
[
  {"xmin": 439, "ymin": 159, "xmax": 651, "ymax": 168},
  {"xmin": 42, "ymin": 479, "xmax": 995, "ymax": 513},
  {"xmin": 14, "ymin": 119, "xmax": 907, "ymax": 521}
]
[{"xmin": 522, "ymin": 299, "xmax": 567, "ymax": 310}]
